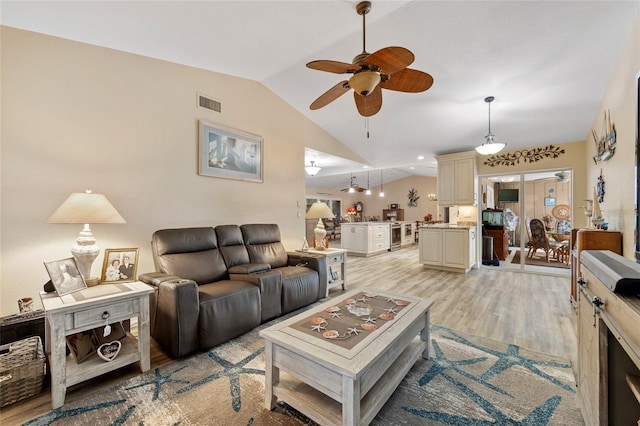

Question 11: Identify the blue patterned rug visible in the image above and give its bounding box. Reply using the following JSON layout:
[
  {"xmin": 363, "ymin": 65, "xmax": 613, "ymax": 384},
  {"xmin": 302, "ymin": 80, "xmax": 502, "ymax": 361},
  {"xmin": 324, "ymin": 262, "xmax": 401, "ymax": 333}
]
[{"xmin": 22, "ymin": 323, "xmax": 582, "ymax": 425}]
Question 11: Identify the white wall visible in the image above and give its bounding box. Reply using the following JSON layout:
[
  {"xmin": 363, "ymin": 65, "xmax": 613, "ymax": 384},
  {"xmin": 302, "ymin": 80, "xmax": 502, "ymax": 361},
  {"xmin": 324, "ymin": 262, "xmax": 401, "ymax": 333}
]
[
  {"xmin": 583, "ymin": 11, "xmax": 640, "ymax": 259},
  {"xmin": 0, "ymin": 27, "xmax": 363, "ymax": 315}
]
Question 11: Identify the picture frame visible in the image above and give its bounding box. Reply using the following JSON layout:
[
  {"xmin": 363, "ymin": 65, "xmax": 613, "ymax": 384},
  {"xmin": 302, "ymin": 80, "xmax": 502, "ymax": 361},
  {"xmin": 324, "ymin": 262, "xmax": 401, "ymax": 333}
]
[
  {"xmin": 65, "ymin": 321, "xmax": 127, "ymax": 363},
  {"xmin": 544, "ymin": 197, "xmax": 556, "ymax": 206},
  {"xmin": 44, "ymin": 257, "xmax": 87, "ymax": 296},
  {"xmin": 198, "ymin": 120, "xmax": 263, "ymax": 183},
  {"xmin": 66, "ymin": 330, "xmax": 100, "ymax": 363},
  {"xmin": 100, "ymin": 248, "xmax": 139, "ymax": 283}
]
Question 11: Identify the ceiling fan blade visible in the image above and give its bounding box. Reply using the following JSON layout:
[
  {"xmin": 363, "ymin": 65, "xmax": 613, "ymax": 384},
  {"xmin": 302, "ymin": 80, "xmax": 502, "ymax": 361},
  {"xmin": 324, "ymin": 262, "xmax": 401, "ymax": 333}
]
[
  {"xmin": 306, "ymin": 60, "xmax": 360, "ymax": 74},
  {"xmin": 380, "ymin": 68, "xmax": 434, "ymax": 93},
  {"xmin": 354, "ymin": 85, "xmax": 382, "ymax": 117},
  {"xmin": 363, "ymin": 46, "xmax": 414, "ymax": 75},
  {"xmin": 310, "ymin": 81, "xmax": 350, "ymax": 110}
]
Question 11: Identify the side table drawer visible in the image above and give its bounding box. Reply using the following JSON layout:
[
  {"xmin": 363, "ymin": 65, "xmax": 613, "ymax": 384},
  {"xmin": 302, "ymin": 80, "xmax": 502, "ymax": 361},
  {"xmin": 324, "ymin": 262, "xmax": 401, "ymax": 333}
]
[
  {"xmin": 326, "ymin": 253, "xmax": 344, "ymax": 264},
  {"xmin": 73, "ymin": 300, "xmax": 136, "ymax": 328}
]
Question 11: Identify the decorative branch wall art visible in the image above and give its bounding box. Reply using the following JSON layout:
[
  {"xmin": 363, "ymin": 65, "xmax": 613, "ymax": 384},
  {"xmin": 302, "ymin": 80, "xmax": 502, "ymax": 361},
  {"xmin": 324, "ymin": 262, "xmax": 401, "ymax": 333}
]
[{"xmin": 483, "ymin": 145, "xmax": 565, "ymax": 167}]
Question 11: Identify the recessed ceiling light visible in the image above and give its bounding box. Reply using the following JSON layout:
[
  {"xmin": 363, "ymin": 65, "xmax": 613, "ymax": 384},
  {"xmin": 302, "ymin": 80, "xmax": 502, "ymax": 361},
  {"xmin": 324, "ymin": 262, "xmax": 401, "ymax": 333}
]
[
  {"xmin": 417, "ymin": 155, "xmax": 424, "ymax": 160},
  {"xmin": 410, "ymin": 166, "xmax": 415, "ymax": 170}
]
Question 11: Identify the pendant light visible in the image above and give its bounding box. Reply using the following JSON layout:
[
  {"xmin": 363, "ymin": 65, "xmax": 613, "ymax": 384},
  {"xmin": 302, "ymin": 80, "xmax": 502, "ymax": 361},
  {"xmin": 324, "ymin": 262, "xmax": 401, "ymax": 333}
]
[
  {"xmin": 305, "ymin": 160, "xmax": 321, "ymax": 176},
  {"xmin": 475, "ymin": 96, "xmax": 506, "ymax": 155},
  {"xmin": 365, "ymin": 170, "xmax": 372, "ymax": 195},
  {"xmin": 379, "ymin": 169, "xmax": 385, "ymax": 197}
]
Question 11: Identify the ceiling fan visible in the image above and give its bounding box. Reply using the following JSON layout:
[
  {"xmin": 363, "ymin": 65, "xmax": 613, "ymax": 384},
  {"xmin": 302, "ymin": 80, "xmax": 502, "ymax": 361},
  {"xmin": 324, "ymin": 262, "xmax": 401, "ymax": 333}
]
[
  {"xmin": 306, "ymin": 1, "xmax": 434, "ymax": 117},
  {"xmin": 341, "ymin": 175, "xmax": 367, "ymax": 192},
  {"xmin": 555, "ymin": 171, "xmax": 570, "ymax": 183}
]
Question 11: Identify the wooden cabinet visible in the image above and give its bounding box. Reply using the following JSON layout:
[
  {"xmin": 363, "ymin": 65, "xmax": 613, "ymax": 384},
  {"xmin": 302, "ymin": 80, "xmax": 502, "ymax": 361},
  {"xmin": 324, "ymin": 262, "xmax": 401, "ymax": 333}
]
[
  {"xmin": 570, "ymin": 229, "xmax": 622, "ymax": 308},
  {"xmin": 484, "ymin": 229, "xmax": 509, "ymax": 260},
  {"xmin": 435, "ymin": 152, "xmax": 477, "ymax": 206},
  {"xmin": 577, "ymin": 252, "xmax": 640, "ymax": 425},
  {"xmin": 382, "ymin": 208, "xmax": 404, "ymax": 221},
  {"xmin": 419, "ymin": 226, "xmax": 476, "ymax": 273}
]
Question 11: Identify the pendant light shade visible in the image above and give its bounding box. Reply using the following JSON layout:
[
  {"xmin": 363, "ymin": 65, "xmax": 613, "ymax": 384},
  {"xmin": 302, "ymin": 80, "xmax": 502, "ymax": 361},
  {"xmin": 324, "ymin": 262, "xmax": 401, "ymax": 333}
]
[
  {"xmin": 475, "ymin": 96, "xmax": 506, "ymax": 155},
  {"xmin": 365, "ymin": 170, "xmax": 371, "ymax": 195},
  {"xmin": 305, "ymin": 160, "xmax": 321, "ymax": 176},
  {"xmin": 379, "ymin": 169, "xmax": 385, "ymax": 197}
]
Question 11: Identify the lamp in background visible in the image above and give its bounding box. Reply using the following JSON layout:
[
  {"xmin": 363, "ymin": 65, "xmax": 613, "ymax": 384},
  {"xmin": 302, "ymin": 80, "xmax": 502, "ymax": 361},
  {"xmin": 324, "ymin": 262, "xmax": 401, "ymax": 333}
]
[
  {"xmin": 47, "ymin": 189, "xmax": 126, "ymax": 285},
  {"xmin": 305, "ymin": 201, "xmax": 335, "ymax": 250},
  {"xmin": 305, "ymin": 161, "xmax": 321, "ymax": 176},
  {"xmin": 427, "ymin": 193, "xmax": 438, "ymax": 201},
  {"xmin": 475, "ymin": 96, "xmax": 506, "ymax": 155}
]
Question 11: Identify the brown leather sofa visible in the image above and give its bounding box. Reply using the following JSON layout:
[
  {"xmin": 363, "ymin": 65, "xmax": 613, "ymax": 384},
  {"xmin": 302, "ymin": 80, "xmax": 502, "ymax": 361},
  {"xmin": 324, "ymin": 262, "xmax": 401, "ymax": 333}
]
[{"xmin": 139, "ymin": 224, "xmax": 326, "ymax": 357}]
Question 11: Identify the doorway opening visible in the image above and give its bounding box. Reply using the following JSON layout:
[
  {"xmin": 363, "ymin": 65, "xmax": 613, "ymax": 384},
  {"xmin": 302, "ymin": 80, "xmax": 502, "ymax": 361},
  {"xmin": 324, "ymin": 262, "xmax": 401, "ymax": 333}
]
[{"xmin": 478, "ymin": 170, "xmax": 572, "ymax": 276}]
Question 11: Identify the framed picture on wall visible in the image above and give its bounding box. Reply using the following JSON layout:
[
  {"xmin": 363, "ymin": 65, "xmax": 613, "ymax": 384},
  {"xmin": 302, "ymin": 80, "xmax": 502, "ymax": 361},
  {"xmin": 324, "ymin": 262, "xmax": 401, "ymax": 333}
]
[
  {"xmin": 544, "ymin": 197, "xmax": 556, "ymax": 206},
  {"xmin": 198, "ymin": 120, "xmax": 263, "ymax": 183}
]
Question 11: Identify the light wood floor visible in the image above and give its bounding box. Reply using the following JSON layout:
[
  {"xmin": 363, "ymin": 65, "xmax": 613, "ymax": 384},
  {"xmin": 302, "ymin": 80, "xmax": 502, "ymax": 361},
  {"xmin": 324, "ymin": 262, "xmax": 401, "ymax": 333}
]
[{"xmin": 0, "ymin": 244, "xmax": 576, "ymax": 424}]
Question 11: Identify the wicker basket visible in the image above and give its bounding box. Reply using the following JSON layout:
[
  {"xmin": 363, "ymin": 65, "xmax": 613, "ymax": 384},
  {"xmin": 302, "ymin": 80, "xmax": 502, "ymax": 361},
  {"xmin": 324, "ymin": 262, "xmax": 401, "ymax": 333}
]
[{"xmin": 0, "ymin": 336, "xmax": 45, "ymax": 407}]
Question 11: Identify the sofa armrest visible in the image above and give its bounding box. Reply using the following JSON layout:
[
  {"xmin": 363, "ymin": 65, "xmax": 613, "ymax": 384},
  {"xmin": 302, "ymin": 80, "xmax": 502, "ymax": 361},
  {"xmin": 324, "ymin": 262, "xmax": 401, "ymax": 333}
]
[
  {"xmin": 287, "ymin": 252, "xmax": 327, "ymax": 299},
  {"xmin": 140, "ymin": 272, "xmax": 200, "ymax": 358},
  {"xmin": 228, "ymin": 263, "xmax": 271, "ymax": 274},
  {"xmin": 139, "ymin": 272, "xmax": 181, "ymax": 286}
]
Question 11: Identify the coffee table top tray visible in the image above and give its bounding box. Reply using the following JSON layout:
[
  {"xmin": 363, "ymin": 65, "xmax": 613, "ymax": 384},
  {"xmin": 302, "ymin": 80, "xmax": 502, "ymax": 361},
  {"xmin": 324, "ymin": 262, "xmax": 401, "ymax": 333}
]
[{"xmin": 259, "ymin": 287, "xmax": 432, "ymax": 376}]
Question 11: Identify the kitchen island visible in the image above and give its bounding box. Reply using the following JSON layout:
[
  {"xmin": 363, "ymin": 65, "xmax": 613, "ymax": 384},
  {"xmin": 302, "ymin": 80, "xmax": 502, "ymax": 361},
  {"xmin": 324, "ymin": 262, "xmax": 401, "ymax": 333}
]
[
  {"xmin": 419, "ymin": 223, "xmax": 477, "ymax": 273},
  {"xmin": 341, "ymin": 222, "xmax": 391, "ymax": 256}
]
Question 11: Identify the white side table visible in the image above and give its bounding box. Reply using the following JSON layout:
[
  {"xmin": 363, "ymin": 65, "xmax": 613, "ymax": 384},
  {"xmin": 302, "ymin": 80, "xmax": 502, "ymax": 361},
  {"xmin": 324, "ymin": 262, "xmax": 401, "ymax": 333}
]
[
  {"xmin": 39, "ymin": 281, "xmax": 154, "ymax": 408},
  {"xmin": 301, "ymin": 248, "xmax": 347, "ymax": 297}
]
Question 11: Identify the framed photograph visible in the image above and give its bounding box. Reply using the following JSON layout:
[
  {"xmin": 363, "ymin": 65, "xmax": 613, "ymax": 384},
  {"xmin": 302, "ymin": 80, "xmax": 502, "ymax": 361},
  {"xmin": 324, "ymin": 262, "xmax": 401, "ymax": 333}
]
[
  {"xmin": 544, "ymin": 197, "xmax": 556, "ymax": 206},
  {"xmin": 66, "ymin": 330, "xmax": 99, "ymax": 363},
  {"xmin": 44, "ymin": 257, "xmax": 87, "ymax": 296},
  {"xmin": 101, "ymin": 248, "xmax": 139, "ymax": 283},
  {"xmin": 198, "ymin": 120, "xmax": 263, "ymax": 183}
]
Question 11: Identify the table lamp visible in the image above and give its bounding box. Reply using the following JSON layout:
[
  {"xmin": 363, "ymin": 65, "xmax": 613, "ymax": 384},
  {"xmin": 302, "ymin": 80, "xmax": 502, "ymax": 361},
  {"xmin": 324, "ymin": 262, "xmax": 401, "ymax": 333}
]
[
  {"xmin": 305, "ymin": 202, "xmax": 335, "ymax": 250},
  {"xmin": 47, "ymin": 189, "xmax": 126, "ymax": 285}
]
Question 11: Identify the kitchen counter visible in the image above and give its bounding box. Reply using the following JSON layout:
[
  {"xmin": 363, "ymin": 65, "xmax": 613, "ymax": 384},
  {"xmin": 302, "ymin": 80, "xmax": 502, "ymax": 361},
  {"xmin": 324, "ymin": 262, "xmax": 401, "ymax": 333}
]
[
  {"xmin": 341, "ymin": 222, "xmax": 391, "ymax": 256},
  {"xmin": 420, "ymin": 223, "xmax": 476, "ymax": 229}
]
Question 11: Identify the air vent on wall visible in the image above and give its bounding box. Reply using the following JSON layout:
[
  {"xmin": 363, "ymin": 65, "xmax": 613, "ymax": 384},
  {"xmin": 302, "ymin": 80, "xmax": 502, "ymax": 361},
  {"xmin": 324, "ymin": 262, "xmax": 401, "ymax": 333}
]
[{"xmin": 198, "ymin": 93, "xmax": 221, "ymax": 113}]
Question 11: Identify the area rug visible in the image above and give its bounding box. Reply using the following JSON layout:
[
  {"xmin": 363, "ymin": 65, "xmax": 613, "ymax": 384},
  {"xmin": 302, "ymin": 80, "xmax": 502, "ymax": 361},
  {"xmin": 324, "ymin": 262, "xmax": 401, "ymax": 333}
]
[
  {"xmin": 510, "ymin": 251, "xmax": 570, "ymax": 269},
  {"xmin": 23, "ymin": 323, "xmax": 582, "ymax": 425}
]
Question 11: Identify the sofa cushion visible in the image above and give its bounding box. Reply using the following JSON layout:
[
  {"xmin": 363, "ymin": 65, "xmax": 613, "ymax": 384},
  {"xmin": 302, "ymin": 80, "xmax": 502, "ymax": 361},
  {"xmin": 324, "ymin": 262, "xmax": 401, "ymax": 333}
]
[
  {"xmin": 153, "ymin": 228, "xmax": 228, "ymax": 285},
  {"xmin": 216, "ymin": 225, "xmax": 251, "ymax": 267},
  {"xmin": 278, "ymin": 265, "xmax": 320, "ymax": 313},
  {"xmin": 198, "ymin": 281, "xmax": 261, "ymax": 349},
  {"xmin": 240, "ymin": 224, "xmax": 288, "ymax": 268}
]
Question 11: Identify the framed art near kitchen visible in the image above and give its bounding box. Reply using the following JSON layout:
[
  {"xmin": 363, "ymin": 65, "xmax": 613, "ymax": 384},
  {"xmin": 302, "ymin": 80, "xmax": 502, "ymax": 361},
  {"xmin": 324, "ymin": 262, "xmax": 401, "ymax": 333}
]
[
  {"xmin": 198, "ymin": 120, "xmax": 263, "ymax": 183},
  {"xmin": 100, "ymin": 248, "xmax": 139, "ymax": 283},
  {"xmin": 544, "ymin": 197, "xmax": 556, "ymax": 206}
]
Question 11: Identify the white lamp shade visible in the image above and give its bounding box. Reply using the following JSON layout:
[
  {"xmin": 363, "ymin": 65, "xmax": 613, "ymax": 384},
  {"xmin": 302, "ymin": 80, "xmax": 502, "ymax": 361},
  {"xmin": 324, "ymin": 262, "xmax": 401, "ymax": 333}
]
[
  {"xmin": 349, "ymin": 71, "xmax": 381, "ymax": 96},
  {"xmin": 47, "ymin": 191, "xmax": 126, "ymax": 224},
  {"xmin": 305, "ymin": 202, "xmax": 335, "ymax": 220}
]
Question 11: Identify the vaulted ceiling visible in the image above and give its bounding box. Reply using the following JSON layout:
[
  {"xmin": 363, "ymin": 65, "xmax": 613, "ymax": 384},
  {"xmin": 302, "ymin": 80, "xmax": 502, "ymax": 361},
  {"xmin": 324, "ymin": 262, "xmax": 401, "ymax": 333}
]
[{"xmin": 3, "ymin": 1, "xmax": 638, "ymax": 190}]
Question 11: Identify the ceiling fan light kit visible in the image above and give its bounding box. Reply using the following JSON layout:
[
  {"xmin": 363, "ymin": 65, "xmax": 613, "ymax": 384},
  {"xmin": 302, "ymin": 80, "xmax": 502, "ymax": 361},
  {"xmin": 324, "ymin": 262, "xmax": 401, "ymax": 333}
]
[
  {"xmin": 475, "ymin": 96, "xmax": 506, "ymax": 155},
  {"xmin": 306, "ymin": 1, "xmax": 433, "ymax": 117}
]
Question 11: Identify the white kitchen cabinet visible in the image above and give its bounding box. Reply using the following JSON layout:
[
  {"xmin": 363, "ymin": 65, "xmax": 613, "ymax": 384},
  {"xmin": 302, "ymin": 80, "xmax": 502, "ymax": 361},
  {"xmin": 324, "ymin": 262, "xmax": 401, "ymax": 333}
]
[
  {"xmin": 419, "ymin": 226, "xmax": 476, "ymax": 273},
  {"xmin": 400, "ymin": 222, "xmax": 416, "ymax": 246},
  {"xmin": 341, "ymin": 223, "xmax": 390, "ymax": 256},
  {"xmin": 435, "ymin": 152, "xmax": 477, "ymax": 206}
]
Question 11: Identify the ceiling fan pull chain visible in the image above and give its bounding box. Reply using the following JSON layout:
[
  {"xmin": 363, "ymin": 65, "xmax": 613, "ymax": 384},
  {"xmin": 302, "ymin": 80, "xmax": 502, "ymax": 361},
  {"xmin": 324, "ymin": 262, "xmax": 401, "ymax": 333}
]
[{"xmin": 365, "ymin": 117, "xmax": 370, "ymax": 139}]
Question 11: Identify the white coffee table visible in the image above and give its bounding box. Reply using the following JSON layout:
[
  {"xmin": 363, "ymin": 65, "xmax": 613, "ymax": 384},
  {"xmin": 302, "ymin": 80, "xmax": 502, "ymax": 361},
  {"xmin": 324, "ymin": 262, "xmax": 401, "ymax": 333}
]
[{"xmin": 260, "ymin": 288, "xmax": 432, "ymax": 426}]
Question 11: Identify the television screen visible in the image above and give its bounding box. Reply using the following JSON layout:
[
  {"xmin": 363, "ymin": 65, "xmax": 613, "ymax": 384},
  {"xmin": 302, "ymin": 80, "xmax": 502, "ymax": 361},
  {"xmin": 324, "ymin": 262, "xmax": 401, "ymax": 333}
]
[{"xmin": 498, "ymin": 188, "xmax": 519, "ymax": 203}]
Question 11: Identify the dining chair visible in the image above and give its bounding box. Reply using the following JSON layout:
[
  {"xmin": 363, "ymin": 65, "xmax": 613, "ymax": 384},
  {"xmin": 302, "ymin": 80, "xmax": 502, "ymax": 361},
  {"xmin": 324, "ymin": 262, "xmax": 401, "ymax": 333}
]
[{"xmin": 527, "ymin": 218, "xmax": 562, "ymax": 262}]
